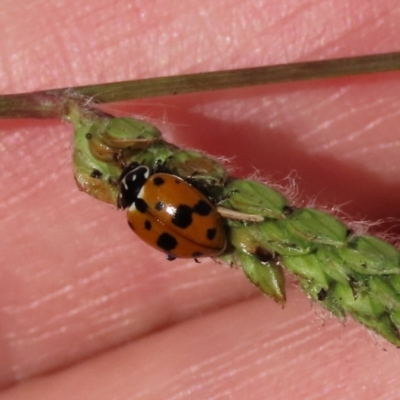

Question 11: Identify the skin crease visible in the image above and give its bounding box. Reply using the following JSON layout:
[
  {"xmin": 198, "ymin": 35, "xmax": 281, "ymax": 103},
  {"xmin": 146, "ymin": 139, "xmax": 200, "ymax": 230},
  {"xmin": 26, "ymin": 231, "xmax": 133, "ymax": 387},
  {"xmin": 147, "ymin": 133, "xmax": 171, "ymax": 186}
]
[{"xmin": 1, "ymin": 0, "xmax": 400, "ymax": 398}]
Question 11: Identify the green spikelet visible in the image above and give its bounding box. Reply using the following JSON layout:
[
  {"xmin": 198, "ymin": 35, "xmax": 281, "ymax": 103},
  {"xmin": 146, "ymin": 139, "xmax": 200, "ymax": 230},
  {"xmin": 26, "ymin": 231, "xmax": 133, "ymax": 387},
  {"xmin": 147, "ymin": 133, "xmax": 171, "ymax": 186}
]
[{"xmin": 67, "ymin": 101, "xmax": 400, "ymax": 348}]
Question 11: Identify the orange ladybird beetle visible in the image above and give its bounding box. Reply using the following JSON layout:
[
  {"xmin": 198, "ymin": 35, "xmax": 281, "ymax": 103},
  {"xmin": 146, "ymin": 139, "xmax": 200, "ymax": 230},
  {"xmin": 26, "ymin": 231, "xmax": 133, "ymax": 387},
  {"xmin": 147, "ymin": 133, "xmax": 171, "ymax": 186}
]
[{"xmin": 118, "ymin": 162, "xmax": 227, "ymax": 260}]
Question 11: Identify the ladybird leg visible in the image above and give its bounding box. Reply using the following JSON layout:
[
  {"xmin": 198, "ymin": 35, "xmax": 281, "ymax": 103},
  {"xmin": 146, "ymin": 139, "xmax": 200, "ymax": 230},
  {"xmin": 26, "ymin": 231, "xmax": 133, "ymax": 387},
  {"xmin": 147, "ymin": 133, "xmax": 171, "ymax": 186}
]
[
  {"xmin": 194, "ymin": 258, "xmax": 201, "ymax": 264},
  {"xmin": 166, "ymin": 254, "xmax": 176, "ymax": 261}
]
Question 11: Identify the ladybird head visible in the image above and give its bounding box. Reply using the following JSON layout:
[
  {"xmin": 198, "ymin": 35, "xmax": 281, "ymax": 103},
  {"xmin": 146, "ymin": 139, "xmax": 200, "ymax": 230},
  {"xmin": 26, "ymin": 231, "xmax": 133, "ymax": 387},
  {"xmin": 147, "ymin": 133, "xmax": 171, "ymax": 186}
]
[{"xmin": 118, "ymin": 163, "xmax": 150, "ymax": 209}]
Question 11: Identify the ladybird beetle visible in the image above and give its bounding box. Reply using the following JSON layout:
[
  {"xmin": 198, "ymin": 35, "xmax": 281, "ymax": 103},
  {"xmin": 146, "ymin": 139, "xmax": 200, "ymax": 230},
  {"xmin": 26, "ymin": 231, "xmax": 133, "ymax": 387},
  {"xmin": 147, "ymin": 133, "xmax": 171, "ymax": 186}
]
[{"xmin": 118, "ymin": 163, "xmax": 227, "ymax": 260}]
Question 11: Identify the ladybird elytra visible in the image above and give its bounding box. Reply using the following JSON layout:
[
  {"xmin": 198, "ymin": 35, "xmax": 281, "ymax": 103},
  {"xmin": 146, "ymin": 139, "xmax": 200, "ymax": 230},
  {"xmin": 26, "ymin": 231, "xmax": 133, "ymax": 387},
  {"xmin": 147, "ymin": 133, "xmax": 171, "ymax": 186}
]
[{"xmin": 118, "ymin": 163, "xmax": 226, "ymax": 259}]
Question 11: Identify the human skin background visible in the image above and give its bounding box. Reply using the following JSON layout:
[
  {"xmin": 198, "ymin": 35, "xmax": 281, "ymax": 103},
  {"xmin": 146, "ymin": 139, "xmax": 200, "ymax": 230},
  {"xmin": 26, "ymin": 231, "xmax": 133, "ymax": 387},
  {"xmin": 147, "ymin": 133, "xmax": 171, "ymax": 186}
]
[{"xmin": 1, "ymin": 0, "xmax": 400, "ymax": 399}]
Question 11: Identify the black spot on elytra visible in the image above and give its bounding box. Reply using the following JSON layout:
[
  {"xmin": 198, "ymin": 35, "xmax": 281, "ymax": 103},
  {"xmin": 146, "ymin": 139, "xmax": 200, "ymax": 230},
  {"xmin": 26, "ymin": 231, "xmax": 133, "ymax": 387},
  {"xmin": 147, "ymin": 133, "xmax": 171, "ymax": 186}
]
[
  {"xmin": 174, "ymin": 179, "xmax": 181, "ymax": 184},
  {"xmin": 157, "ymin": 233, "xmax": 178, "ymax": 251},
  {"xmin": 128, "ymin": 221, "xmax": 134, "ymax": 230},
  {"xmin": 153, "ymin": 176, "xmax": 165, "ymax": 186},
  {"xmin": 206, "ymin": 228, "xmax": 217, "ymax": 240},
  {"xmin": 193, "ymin": 200, "xmax": 212, "ymax": 216},
  {"xmin": 170, "ymin": 200, "xmax": 214, "ymax": 229},
  {"xmin": 155, "ymin": 201, "xmax": 164, "ymax": 211},
  {"xmin": 144, "ymin": 220, "xmax": 152, "ymax": 230},
  {"xmin": 172, "ymin": 205, "xmax": 193, "ymax": 228},
  {"xmin": 135, "ymin": 198, "xmax": 148, "ymax": 213}
]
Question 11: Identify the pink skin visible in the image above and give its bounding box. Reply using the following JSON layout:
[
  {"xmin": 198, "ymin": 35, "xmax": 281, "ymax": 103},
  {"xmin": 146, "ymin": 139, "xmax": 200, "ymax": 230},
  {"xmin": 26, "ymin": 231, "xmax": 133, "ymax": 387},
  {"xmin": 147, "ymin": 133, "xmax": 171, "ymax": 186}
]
[{"xmin": 1, "ymin": 0, "xmax": 400, "ymax": 398}]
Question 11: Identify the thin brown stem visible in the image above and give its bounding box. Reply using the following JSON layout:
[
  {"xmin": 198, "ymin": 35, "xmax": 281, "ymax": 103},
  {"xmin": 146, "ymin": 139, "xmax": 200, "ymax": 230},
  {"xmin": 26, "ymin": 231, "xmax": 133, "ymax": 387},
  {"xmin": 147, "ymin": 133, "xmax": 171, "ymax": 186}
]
[{"xmin": 1, "ymin": 52, "xmax": 400, "ymax": 119}]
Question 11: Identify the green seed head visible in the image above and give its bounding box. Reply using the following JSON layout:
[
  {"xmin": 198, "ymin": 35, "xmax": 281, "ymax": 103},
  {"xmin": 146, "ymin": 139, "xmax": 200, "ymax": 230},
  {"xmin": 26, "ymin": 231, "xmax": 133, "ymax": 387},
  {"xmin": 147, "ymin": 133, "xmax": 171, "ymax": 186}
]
[{"xmin": 68, "ymin": 99, "xmax": 400, "ymax": 347}]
